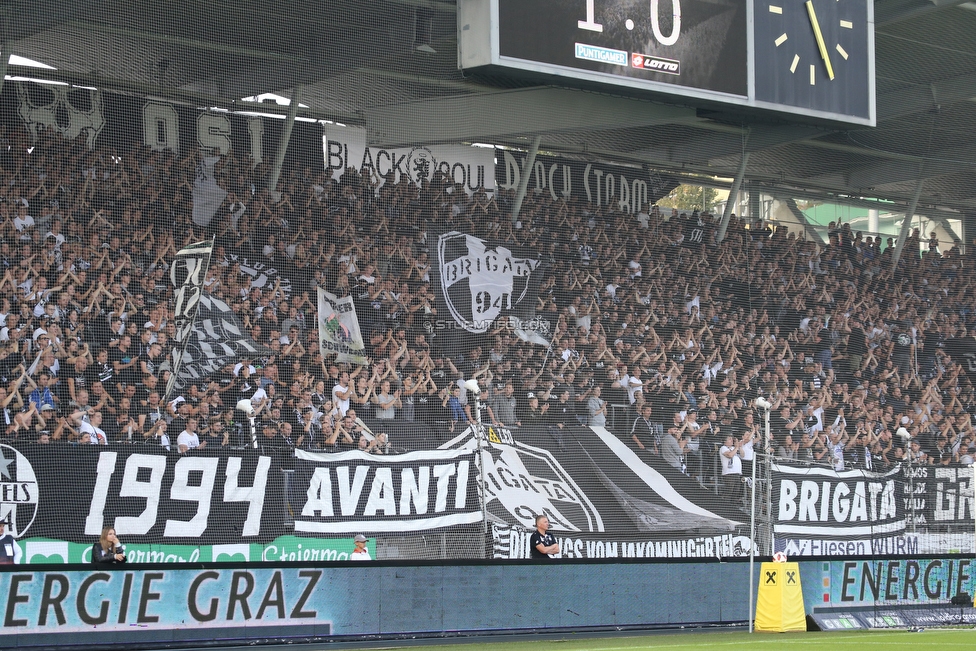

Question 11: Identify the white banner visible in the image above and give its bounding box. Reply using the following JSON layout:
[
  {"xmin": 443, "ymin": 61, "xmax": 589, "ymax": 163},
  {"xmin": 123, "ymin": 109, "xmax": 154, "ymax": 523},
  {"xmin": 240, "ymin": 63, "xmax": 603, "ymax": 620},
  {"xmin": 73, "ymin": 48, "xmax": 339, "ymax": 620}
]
[
  {"xmin": 191, "ymin": 155, "xmax": 228, "ymax": 227},
  {"xmin": 772, "ymin": 460, "xmax": 905, "ymax": 538},
  {"xmin": 317, "ymin": 288, "xmax": 367, "ymax": 366},
  {"xmin": 322, "ymin": 124, "xmax": 495, "ymax": 193},
  {"xmin": 293, "ymin": 447, "xmax": 481, "ymax": 534}
]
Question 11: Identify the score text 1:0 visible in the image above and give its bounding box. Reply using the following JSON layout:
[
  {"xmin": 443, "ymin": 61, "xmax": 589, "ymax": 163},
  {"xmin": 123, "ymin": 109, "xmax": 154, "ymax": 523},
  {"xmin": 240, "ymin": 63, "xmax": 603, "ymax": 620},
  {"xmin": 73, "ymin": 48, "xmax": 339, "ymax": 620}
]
[{"xmin": 578, "ymin": 0, "xmax": 681, "ymax": 46}]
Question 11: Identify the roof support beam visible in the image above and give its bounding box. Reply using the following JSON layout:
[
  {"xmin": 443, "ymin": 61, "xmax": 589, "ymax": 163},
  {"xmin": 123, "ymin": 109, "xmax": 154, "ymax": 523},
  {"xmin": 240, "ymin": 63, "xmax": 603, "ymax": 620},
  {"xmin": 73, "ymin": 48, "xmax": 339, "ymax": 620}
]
[
  {"xmin": 364, "ymin": 87, "xmax": 696, "ymax": 147},
  {"xmin": 892, "ymin": 175, "xmax": 925, "ymax": 269},
  {"xmin": 268, "ymin": 86, "xmax": 302, "ymax": 196},
  {"xmin": 780, "ymin": 198, "xmax": 827, "ymax": 244},
  {"xmin": 716, "ymin": 140, "xmax": 749, "ymax": 244},
  {"xmin": 631, "ymin": 124, "xmax": 826, "ymax": 165},
  {"xmin": 877, "ymin": 69, "xmax": 976, "ymax": 121},
  {"xmin": 846, "ymin": 145, "xmax": 976, "ymax": 188}
]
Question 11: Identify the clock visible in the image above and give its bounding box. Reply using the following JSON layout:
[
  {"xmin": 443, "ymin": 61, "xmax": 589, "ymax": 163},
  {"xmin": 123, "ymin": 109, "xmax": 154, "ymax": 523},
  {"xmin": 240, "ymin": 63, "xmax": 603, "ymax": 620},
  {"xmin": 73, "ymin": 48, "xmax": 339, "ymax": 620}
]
[{"xmin": 753, "ymin": 0, "xmax": 873, "ymax": 123}]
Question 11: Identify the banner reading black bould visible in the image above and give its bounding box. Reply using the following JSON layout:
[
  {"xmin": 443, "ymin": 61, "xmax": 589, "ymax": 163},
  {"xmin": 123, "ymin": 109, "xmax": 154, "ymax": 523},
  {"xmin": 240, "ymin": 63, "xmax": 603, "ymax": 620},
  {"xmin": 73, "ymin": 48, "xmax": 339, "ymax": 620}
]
[
  {"xmin": 772, "ymin": 460, "xmax": 906, "ymax": 550},
  {"xmin": 321, "ymin": 123, "xmax": 495, "ymax": 193}
]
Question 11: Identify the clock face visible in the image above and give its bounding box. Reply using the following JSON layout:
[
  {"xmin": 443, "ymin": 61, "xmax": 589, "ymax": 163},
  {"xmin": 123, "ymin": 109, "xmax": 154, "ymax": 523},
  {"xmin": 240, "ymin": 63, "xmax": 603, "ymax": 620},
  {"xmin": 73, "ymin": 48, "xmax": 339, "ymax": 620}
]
[{"xmin": 754, "ymin": 0, "xmax": 872, "ymax": 120}]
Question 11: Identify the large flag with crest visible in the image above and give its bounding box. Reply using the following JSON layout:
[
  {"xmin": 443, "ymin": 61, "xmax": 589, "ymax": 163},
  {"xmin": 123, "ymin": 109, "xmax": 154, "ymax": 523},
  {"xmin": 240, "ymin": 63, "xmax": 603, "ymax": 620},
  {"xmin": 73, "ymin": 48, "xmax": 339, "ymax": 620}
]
[{"xmin": 431, "ymin": 231, "xmax": 549, "ymax": 351}]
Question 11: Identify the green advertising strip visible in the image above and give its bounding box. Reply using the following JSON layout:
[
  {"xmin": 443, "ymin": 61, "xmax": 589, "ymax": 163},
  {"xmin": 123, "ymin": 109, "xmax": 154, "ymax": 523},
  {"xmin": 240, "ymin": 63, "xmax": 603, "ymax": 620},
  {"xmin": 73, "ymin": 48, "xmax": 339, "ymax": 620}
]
[{"xmin": 18, "ymin": 536, "xmax": 368, "ymax": 564}]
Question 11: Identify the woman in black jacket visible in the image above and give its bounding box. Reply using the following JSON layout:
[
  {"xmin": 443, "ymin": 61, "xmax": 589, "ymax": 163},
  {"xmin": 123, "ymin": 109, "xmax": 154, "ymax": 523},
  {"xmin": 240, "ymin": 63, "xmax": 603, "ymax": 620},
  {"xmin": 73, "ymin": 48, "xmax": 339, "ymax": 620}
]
[{"xmin": 91, "ymin": 527, "xmax": 126, "ymax": 564}]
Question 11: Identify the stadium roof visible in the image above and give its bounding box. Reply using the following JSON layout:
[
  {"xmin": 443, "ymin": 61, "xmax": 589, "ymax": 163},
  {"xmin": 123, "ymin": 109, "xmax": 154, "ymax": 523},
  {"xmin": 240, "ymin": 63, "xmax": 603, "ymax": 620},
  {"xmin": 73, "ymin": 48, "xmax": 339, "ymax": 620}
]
[{"xmin": 8, "ymin": 0, "xmax": 976, "ymax": 218}]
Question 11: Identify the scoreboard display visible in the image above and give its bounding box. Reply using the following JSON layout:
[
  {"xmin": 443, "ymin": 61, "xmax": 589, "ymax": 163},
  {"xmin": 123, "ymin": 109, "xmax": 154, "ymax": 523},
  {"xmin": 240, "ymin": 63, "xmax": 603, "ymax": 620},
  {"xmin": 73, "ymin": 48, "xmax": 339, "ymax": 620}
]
[{"xmin": 457, "ymin": 0, "xmax": 875, "ymax": 126}]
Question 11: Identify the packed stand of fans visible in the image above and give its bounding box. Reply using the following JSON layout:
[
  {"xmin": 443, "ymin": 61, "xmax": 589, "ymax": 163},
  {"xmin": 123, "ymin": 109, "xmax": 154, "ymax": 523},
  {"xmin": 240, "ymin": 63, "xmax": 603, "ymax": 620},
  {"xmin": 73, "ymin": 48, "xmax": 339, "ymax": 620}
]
[{"xmin": 1, "ymin": 127, "xmax": 975, "ymax": 493}]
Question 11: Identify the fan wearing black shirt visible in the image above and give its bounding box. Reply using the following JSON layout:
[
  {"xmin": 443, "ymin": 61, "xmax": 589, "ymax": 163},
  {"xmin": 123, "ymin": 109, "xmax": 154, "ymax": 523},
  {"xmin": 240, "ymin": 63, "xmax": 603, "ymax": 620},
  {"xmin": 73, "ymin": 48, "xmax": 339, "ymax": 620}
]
[
  {"xmin": 846, "ymin": 319, "xmax": 867, "ymax": 374},
  {"xmin": 529, "ymin": 515, "xmax": 559, "ymax": 560}
]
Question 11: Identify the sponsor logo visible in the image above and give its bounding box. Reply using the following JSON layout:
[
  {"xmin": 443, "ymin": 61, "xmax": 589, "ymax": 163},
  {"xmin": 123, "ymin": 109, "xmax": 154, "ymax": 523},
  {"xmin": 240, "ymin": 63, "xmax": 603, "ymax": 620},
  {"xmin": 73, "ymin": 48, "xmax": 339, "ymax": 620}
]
[
  {"xmin": 0, "ymin": 444, "xmax": 39, "ymax": 537},
  {"xmin": 575, "ymin": 43, "xmax": 628, "ymax": 67},
  {"xmin": 632, "ymin": 52, "xmax": 680, "ymax": 75},
  {"xmin": 777, "ymin": 535, "xmax": 920, "ymax": 557}
]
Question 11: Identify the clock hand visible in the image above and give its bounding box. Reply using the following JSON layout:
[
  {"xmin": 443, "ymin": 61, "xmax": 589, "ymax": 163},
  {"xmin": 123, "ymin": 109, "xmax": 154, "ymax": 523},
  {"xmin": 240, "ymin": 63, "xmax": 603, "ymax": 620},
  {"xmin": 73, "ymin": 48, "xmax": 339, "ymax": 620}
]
[{"xmin": 805, "ymin": 0, "xmax": 835, "ymax": 80}]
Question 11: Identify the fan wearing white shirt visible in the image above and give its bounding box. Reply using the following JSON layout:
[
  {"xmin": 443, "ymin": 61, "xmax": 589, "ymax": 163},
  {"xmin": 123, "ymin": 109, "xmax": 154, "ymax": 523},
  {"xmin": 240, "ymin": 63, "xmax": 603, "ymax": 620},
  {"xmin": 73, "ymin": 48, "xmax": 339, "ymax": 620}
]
[
  {"xmin": 79, "ymin": 411, "xmax": 108, "ymax": 445},
  {"xmin": 178, "ymin": 418, "xmax": 206, "ymax": 453}
]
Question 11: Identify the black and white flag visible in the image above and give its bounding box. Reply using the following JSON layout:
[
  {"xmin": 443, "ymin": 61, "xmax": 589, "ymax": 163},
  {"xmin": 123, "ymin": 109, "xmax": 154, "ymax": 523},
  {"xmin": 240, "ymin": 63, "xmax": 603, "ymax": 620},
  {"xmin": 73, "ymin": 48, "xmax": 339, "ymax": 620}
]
[
  {"xmin": 169, "ymin": 292, "xmax": 270, "ymax": 392},
  {"xmin": 165, "ymin": 240, "xmax": 213, "ymax": 401},
  {"xmin": 431, "ymin": 231, "xmax": 547, "ymax": 350},
  {"xmin": 771, "ymin": 460, "xmax": 905, "ymax": 539}
]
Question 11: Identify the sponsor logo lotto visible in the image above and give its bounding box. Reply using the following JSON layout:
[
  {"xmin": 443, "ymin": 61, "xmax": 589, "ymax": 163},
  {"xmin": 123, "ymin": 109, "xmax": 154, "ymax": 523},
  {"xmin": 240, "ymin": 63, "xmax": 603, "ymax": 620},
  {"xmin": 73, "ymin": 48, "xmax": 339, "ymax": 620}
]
[{"xmin": 632, "ymin": 53, "xmax": 680, "ymax": 75}]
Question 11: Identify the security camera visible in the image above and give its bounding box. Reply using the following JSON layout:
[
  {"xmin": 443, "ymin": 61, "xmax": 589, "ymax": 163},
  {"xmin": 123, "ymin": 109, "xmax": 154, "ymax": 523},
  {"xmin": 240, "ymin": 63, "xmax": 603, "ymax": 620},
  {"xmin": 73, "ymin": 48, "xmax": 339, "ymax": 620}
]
[
  {"xmin": 463, "ymin": 378, "xmax": 481, "ymax": 395},
  {"xmin": 754, "ymin": 397, "xmax": 772, "ymax": 410},
  {"xmin": 236, "ymin": 398, "xmax": 256, "ymax": 417}
]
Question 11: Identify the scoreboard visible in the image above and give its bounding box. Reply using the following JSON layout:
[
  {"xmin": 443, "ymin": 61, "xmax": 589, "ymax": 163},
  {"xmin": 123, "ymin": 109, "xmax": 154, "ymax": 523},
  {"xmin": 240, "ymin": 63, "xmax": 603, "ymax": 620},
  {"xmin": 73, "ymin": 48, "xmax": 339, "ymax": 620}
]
[{"xmin": 457, "ymin": 0, "xmax": 874, "ymax": 126}]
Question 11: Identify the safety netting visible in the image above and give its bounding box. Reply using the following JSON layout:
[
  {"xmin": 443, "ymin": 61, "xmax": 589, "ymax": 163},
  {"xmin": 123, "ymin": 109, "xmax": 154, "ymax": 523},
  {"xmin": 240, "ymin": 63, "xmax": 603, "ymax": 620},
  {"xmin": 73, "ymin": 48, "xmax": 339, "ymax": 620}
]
[{"xmin": 0, "ymin": 2, "xmax": 973, "ymax": 564}]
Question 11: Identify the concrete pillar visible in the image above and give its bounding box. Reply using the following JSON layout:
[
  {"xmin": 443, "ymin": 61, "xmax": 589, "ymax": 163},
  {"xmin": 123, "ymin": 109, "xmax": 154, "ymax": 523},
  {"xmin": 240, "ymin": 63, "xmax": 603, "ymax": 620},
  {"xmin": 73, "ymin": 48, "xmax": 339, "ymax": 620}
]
[
  {"xmin": 868, "ymin": 208, "xmax": 879, "ymax": 234},
  {"xmin": 749, "ymin": 188, "xmax": 761, "ymax": 223}
]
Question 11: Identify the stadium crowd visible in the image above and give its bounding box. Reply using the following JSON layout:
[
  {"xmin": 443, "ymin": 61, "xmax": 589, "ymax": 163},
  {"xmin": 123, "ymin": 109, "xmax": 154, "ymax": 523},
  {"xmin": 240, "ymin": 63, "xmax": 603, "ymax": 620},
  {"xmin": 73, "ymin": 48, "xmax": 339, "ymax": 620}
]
[{"xmin": 1, "ymin": 125, "xmax": 975, "ymax": 497}]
